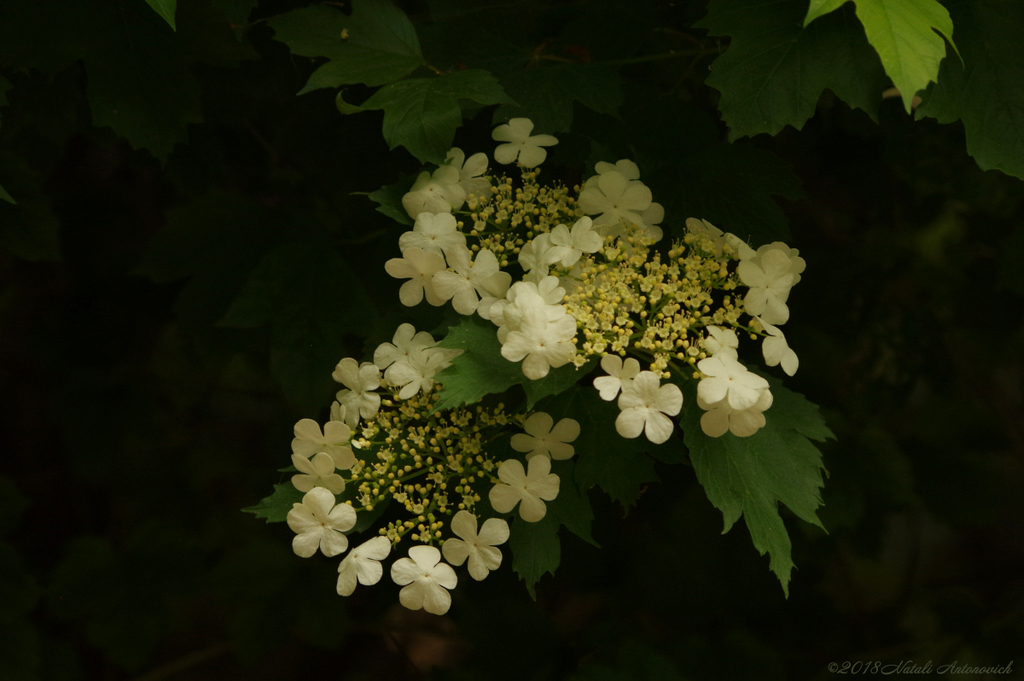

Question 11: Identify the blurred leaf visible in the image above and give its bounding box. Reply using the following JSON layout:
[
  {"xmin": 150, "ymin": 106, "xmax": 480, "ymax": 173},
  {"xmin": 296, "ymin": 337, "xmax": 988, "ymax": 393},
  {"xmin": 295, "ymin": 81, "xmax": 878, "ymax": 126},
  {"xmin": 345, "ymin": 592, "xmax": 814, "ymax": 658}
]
[
  {"xmin": 212, "ymin": 0, "xmax": 258, "ymax": 25},
  {"xmin": 494, "ymin": 64, "xmax": 624, "ymax": 134},
  {"xmin": 145, "ymin": 0, "xmax": 177, "ymax": 31},
  {"xmin": 681, "ymin": 377, "xmax": 830, "ymax": 596},
  {"xmin": 220, "ymin": 240, "xmax": 374, "ymax": 411},
  {"xmin": 699, "ymin": 0, "xmax": 888, "ymax": 139},
  {"xmin": 0, "ymin": 477, "xmax": 28, "ymax": 536},
  {"xmin": 998, "ymin": 224, "xmax": 1024, "ymax": 294},
  {"xmin": 361, "ymin": 69, "xmax": 514, "ymax": 163},
  {"xmin": 509, "ymin": 513, "xmax": 561, "ymax": 599},
  {"xmin": 269, "ymin": 0, "xmax": 424, "ymax": 93},
  {"xmin": 543, "ymin": 386, "xmax": 664, "ymax": 509},
  {"xmin": 916, "ymin": 0, "xmax": 1024, "ymax": 181},
  {"xmin": 244, "ymin": 483, "xmax": 304, "ymax": 523},
  {"xmin": 568, "ymin": 640, "xmax": 686, "ymax": 681},
  {"xmin": 805, "ymin": 0, "xmax": 955, "ymax": 113},
  {"xmin": 0, "ymin": 542, "xmax": 40, "ymax": 622},
  {"xmin": 0, "ymin": 152, "xmax": 61, "ymax": 260}
]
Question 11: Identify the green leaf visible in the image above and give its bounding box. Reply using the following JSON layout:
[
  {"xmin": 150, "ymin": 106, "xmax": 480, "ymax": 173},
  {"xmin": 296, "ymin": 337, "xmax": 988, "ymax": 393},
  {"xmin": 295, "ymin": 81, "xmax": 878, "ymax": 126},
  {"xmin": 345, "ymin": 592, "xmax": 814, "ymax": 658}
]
[
  {"xmin": 681, "ymin": 377, "xmax": 830, "ymax": 596},
  {"xmin": 916, "ymin": 0, "xmax": 1024, "ymax": 181},
  {"xmin": 364, "ymin": 173, "xmax": 417, "ymax": 226},
  {"xmin": 220, "ymin": 240, "xmax": 374, "ymax": 412},
  {"xmin": 568, "ymin": 641, "xmax": 685, "ymax": 681},
  {"xmin": 804, "ymin": 0, "xmax": 956, "ymax": 113},
  {"xmin": 548, "ymin": 460, "xmax": 598, "ymax": 546},
  {"xmin": 523, "ymin": 358, "xmax": 597, "ymax": 410},
  {"xmin": 657, "ymin": 142, "xmax": 803, "ymax": 245},
  {"xmin": 212, "ymin": 0, "xmax": 258, "ymax": 25},
  {"xmin": 433, "ymin": 315, "xmax": 524, "ymax": 412},
  {"xmin": 0, "ymin": 184, "xmax": 14, "ymax": 205},
  {"xmin": 494, "ymin": 64, "xmax": 624, "ymax": 134},
  {"xmin": 698, "ymin": 0, "xmax": 888, "ymax": 139},
  {"xmin": 543, "ymin": 386, "xmax": 664, "ymax": 509},
  {"xmin": 509, "ymin": 513, "xmax": 561, "ymax": 599},
  {"xmin": 268, "ymin": 1, "xmax": 424, "ymax": 93},
  {"xmin": 361, "ymin": 69, "xmax": 514, "ymax": 164},
  {"xmin": 145, "ymin": 0, "xmax": 177, "ymax": 30},
  {"xmin": 243, "ymin": 483, "xmax": 303, "ymax": 523}
]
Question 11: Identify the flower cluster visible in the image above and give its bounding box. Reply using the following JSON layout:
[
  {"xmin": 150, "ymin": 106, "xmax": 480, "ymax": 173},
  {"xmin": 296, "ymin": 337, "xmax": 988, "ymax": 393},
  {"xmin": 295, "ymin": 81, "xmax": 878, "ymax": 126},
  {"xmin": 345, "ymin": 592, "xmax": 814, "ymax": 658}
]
[{"xmin": 269, "ymin": 116, "xmax": 809, "ymax": 616}]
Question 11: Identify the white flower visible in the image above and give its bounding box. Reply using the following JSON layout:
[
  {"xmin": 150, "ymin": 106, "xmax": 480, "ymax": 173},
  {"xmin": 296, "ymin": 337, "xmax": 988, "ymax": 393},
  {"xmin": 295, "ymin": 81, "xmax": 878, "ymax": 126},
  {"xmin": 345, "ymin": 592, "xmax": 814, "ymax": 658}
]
[
  {"xmin": 386, "ymin": 346, "xmax": 460, "ymax": 399},
  {"xmin": 704, "ymin": 326, "xmax": 739, "ymax": 359},
  {"xmin": 578, "ymin": 170, "xmax": 654, "ymax": 235},
  {"xmin": 445, "ymin": 147, "xmax": 490, "ymax": 201},
  {"xmin": 698, "ymin": 389, "xmax": 773, "ymax": 438},
  {"xmin": 385, "ymin": 247, "xmax": 447, "ymax": 307},
  {"xmin": 398, "ymin": 212, "xmax": 467, "ymax": 257},
  {"xmin": 548, "ymin": 217, "xmax": 604, "ymax": 268},
  {"xmin": 291, "ymin": 452, "xmax": 346, "ymax": 494},
  {"xmin": 593, "ymin": 354, "xmax": 641, "ymax": 401},
  {"xmin": 337, "ymin": 536, "xmax": 391, "ymax": 596},
  {"xmin": 332, "ymin": 358, "xmax": 382, "ymax": 427},
  {"xmin": 433, "ymin": 246, "xmax": 504, "ymax": 315},
  {"xmin": 475, "ymin": 268, "xmax": 512, "ymax": 321},
  {"xmin": 500, "ymin": 303, "xmax": 577, "ymax": 379},
  {"xmin": 491, "ymin": 278, "xmax": 567, "ymax": 341},
  {"xmin": 441, "ymin": 511, "xmax": 509, "ymax": 581},
  {"xmin": 615, "ymin": 371, "xmax": 683, "ymax": 444},
  {"xmin": 737, "ymin": 249, "xmax": 796, "ymax": 325},
  {"xmin": 488, "ymin": 456, "xmax": 560, "ymax": 522},
  {"xmin": 725, "ymin": 233, "xmax": 756, "ymax": 260},
  {"xmin": 374, "ymin": 323, "xmax": 438, "ymax": 371},
  {"xmin": 511, "ymin": 412, "xmax": 580, "ymax": 461},
  {"xmin": 518, "ymin": 232, "xmax": 559, "ymax": 274},
  {"xmin": 591, "ymin": 159, "xmax": 641, "ymax": 181},
  {"xmin": 685, "ymin": 217, "xmax": 726, "ymax": 255},
  {"xmin": 287, "ymin": 487, "xmax": 357, "ymax": 558},
  {"xmin": 291, "ymin": 418, "xmax": 356, "ymax": 469},
  {"xmin": 752, "ymin": 242, "xmax": 805, "ymax": 284},
  {"xmin": 759, "ymin": 318, "xmax": 799, "ymax": 376},
  {"xmin": 390, "ymin": 545, "xmax": 458, "ymax": 615},
  {"xmin": 402, "ymin": 165, "xmax": 466, "ymax": 219},
  {"xmin": 696, "ymin": 355, "xmax": 770, "ymax": 411},
  {"xmin": 492, "ymin": 118, "xmax": 558, "ymax": 168}
]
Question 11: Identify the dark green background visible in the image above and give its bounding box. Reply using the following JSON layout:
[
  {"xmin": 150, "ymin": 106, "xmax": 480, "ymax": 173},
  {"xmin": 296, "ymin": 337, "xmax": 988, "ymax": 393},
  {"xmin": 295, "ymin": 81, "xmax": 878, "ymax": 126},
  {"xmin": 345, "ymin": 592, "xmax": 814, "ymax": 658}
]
[{"xmin": 1, "ymin": 0, "xmax": 1022, "ymax": 679}]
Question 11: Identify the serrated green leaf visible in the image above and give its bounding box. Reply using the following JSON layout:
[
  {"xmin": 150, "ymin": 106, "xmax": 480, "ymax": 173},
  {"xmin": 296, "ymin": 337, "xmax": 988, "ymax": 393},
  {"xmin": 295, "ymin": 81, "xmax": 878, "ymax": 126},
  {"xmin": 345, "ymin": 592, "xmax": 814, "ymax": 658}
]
[
  {"xmin": 361, "ymin": 69, "xmax": 514, "ymax": 164},
  {"xmin": 699, "ymin": 0, "xmax": 888, "ymax": 139},
  {"xmin": 509, "ymin": 513, "xmax": 561, "ymax": 599},
  {"xmin": 269, "ymin": 1, "xmax": 424, "ymax": 93},
  {"xmin": 804, "ymin": 0, "xmax": 956, "ymax": 113},
  {"xmin": 543, "ymin": 386, "xmax": 664, "ymax": 509},
  {"xmin": 916, "ymin": 0, "xmax": 1024, "ymax": 181},
  {"xmin": 243, "ymin": 483, "xmax": 304, "ymax": 523},
  {"xmin": 494, "ymin": 64, "xmax": 624, "ymax": 134},
  {"xmin": 145, "ymin": 0, "xmax": 177, "ymax": 30},
  {"xmin": 681, "ymin": 377, "xmax": 830, "ymax": 596},
  {"xmin": 547, "ymin": 460, "xmax": 598, "ymax": 546},
  {"xmin": 433, "ymin": 315, "xmax": 524, "ymax": 412}
]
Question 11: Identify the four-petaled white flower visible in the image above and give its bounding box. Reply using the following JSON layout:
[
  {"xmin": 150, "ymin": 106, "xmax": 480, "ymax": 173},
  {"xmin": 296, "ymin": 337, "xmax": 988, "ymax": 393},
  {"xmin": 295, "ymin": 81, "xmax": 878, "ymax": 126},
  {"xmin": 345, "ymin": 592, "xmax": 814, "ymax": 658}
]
[
  {"xmin": 332, "ymin": 358, "xmax": 382, "ymax": 427},
  {"xmin": 752, "ymin": 242, "xmax": 805, "ymax": 284},
  {"xmin": 547, "ymin": 217, "xmax": 604, "ymax": 268},
  {"xmin": 696, "ymin": 355, "xmax": 770, "ymax": 411},
  {"xmin": 488, "ymin": 456, "xmax": 561, "ymax": 522},
  {"xmin": 578, "ymin": 170, "xmax": 656, "ymax": 237},
  {"xmin": 737, "ymin": 249, "xmax": 796, "ymax": 325},
  {"xmin": 704, "ymin": 326, "xmax": 739, "ymax": 359},
  {"xmin": 500, "ymin": 303, "xmax": 577, "ymax": 379},
  {"xmin": 398, "ymin": 212, "xmax": 467, "ymax": 257},
  {"xmin": 291, "ymin": 452, "xmax": 346, "ymax": 494},
  {"xmin": 337, "ymin": 536, "xmax": 391, "ymax": 596},
  {"xmin": 511, "ymin": 412, "xmax": 580, "ymax": 460},
  {"xmin": 374, "ymin": 323, "xmax": 437, "ymax": 371},
  {"xmin": 492, "ymin": 118, "xmax": 558, "ymax": 168},
  {"xmin": 390, "ymin": 545, "xmax": 458, "ymax": 615},
  {"xmin": 615, "ymin": 371, "xmax": 683, "ymax": 444},
  {"xmin": 402, "ymin": 165, "xmax": 466, "ymax": 219},
  {"xmin": 291, "ymin": 418, "xmax": 356, "ymax": 469},
  {"xmin": 385, "ymin": 247, "xmax": 447, "ymax": 308},
  {"xmin": 441, "ymin": 511, "xmax": 509, "ymax": 581},
  {"xmin": 697, "ymin": 389, "xmax": 773, "ymax": 438},
  {"xmin": 287, "ymin": 487, "xmax": 357, "ymax": 558},
  {"xmin": 759, "ymin": 318, "xmax": 799, "ymax": 376},
  {"xmin": 593, "ymin": 354, "xmax": 642, "ymax": 401},
  {"xmin": 445, "ymin": 147, "xmax": 490, "ymax": 201},
  {"xmin": 386, "ymin": 346, "xmax": 460, "ymax": 399},
  {"xmin": 433, "ymin": 246, "xmax": 504, "ymax": 315}
]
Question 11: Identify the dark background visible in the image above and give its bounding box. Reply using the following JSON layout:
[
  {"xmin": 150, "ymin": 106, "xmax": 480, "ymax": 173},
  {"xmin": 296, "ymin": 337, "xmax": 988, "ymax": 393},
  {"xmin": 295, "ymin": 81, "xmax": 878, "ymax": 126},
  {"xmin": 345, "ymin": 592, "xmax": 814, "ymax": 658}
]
[{"xmin": 1, "ymin": 0, "xmax": 1022, "ymax": 679}]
